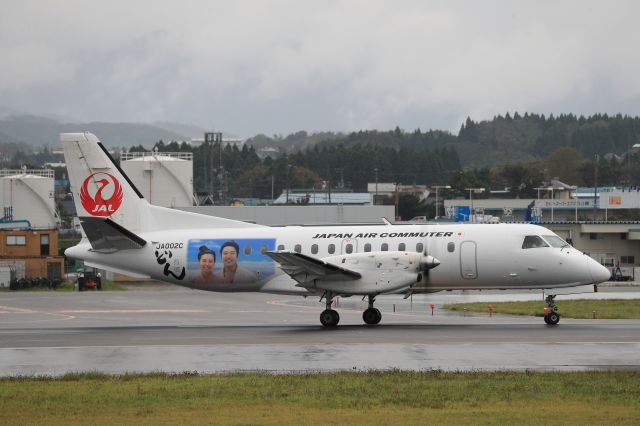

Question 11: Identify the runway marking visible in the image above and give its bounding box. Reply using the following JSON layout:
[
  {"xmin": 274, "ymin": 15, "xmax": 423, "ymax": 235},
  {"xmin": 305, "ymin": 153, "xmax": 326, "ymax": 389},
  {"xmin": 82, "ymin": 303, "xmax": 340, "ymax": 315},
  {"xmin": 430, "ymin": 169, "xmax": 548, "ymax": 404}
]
[
  {"xmin": 59, "ymin": 309, "xmax": 209, "ymax": 314},
  {"xmin": 1, "ymin": 342, "xmax": 640, "ymax": 350},
  {"xmin": 0, "ymin": 305, "xmax": 76, "ymax": 323},
  {"xmin": 0, "ymin": 306, "xmax": 36, "ymax": 314}
]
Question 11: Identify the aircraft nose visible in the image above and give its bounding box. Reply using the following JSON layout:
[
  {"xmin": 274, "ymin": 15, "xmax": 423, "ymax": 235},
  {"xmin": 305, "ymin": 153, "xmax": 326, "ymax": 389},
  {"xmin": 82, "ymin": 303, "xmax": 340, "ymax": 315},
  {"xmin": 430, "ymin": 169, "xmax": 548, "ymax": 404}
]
[{"xmin": 589, "ymin": 259, "xmax": 611, "ymax": 284}]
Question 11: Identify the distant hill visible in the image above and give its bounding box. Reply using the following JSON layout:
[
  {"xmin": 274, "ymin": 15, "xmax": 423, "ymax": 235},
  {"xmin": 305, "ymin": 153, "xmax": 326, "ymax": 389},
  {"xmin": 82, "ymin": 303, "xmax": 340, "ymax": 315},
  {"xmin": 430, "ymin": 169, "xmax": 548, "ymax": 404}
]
[
  {"xmin": 454, "ymin": 113, "xmax": 640, "ymax": 166},
  {"xmin": 152, "ymin": 121, "xmax": 208, "ymax": 139},
  {"xmin": 0, "ymin": 115, "xmax": 190, "ymax": 148},
  {"xmin": 246, "ymin": 114, "xmax": 640, "ymax": 167},
  {"xmin": 3, "ymin": 111, "xmax": 640, "ymax": 168}
]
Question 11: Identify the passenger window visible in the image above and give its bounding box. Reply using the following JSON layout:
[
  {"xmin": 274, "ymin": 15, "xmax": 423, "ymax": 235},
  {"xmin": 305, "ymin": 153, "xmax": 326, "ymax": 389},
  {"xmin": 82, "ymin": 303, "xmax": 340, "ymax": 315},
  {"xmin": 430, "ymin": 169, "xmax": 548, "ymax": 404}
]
[
  {"xmin": 311, "ymin": 244, "xmax": 318, "ymax": 254},
  {"xmin": 345, "ymin": 243, "xmax": 353, "ymax": 254},
  {"xmin": 416, "ymin": 243, "xmax": 424, "ymax": 253},
  {"xmin": 328, "ymin": 244, "xmax": 335, "ymax": 254},
  {"xmin": 277, "ymin": 244, "xmax": 285, "ymax": 251},
  {"xmin": 260, "ymin": 244, "xmax": 268, "ymax": 254},
  {"xmin": 381, "ymin": 243, "xmax": 388, "ymax": 251},
  {"xmin": 522, "ymin": 235, "xmax": 549, "ymax": 249},
  {"xmin": 364, "ymin": 243, "xmax": 371, "ymax": 252},
  {"xmin": 294, "ymin": 244, "xmax": 302, "ymax": 253},
  {"xmin": 398, "ymin": 243, "xmax": 406, "ymax": 251},
  {"xmin": 244, "ymin": 245, "xmax": 252, "ymax": 256},
  {"xmin": 447, "ymin": 242, "xmax": 455, "ymax": 253}
]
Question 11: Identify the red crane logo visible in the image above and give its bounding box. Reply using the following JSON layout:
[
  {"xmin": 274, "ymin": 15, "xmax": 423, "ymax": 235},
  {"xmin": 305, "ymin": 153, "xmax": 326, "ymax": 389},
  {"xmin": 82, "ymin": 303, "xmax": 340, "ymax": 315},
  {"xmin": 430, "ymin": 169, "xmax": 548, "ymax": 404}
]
[{"xmin": 80, "ymin": 172, "xmax": 124, "ymax": 216}]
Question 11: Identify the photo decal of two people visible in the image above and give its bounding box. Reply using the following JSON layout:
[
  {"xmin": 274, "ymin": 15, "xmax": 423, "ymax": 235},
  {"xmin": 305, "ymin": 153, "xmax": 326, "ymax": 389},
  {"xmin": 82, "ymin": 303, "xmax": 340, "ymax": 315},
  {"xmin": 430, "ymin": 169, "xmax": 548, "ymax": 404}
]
[{"xmin": 192, "ymin": 241, "xmax": 257, "ymax": 284}]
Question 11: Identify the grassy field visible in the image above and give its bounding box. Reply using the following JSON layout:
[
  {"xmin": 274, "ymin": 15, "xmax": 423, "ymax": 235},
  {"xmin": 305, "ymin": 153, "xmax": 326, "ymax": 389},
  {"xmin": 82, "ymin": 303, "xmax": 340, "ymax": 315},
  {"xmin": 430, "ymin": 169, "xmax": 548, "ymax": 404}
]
[
  {"xmin": 444, "ymin": 299, "xmax": 640, "ymax": 319},
  {"xmin": 0, "ymin": 371, "xmax": 638, "ymax": 425}
]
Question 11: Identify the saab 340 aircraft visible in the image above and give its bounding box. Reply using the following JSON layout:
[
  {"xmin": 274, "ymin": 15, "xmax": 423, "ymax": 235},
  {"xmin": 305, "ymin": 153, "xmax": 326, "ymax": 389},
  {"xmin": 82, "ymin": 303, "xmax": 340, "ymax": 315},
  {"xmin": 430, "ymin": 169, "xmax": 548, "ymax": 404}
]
[{"xmin": 61, "ymin": 132, "xmax": 611, "ymax": 327}]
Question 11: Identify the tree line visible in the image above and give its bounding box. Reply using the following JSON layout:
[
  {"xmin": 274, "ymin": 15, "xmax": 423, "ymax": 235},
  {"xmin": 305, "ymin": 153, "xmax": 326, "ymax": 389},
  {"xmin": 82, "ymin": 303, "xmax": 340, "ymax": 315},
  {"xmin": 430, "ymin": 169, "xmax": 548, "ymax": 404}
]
[{"xmin": 4, "ymin": 113, "xmax": 640, "ymax": 211}]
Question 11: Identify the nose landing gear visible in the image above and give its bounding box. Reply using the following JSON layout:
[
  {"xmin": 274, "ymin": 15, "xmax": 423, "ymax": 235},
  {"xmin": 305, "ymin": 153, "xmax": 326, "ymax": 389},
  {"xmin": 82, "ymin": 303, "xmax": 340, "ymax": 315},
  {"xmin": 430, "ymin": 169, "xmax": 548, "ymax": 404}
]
[{"xmin": 543, "ymin": 294, "xmax": 560, "ymax": 325}]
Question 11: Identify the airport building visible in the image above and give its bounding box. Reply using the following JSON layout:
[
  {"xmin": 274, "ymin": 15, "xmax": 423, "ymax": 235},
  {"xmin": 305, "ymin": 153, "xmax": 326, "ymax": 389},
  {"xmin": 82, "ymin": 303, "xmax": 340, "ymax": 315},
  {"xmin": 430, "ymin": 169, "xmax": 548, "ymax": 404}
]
[
  {"xmin": 272, "ymin": 191, "xmax": 373, "ymax": 205},
  {"xmin": 0, "ymin": 226, "xmax": 64, "ymax": 280}
]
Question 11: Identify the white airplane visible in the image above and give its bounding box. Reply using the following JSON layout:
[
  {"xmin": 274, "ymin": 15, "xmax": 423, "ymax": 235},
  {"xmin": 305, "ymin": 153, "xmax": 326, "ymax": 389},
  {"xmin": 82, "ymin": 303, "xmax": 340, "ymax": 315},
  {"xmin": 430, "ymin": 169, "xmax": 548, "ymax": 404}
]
[{"xmin": 61, "ymin": 132, "xmax": 611, "ymax": 327}]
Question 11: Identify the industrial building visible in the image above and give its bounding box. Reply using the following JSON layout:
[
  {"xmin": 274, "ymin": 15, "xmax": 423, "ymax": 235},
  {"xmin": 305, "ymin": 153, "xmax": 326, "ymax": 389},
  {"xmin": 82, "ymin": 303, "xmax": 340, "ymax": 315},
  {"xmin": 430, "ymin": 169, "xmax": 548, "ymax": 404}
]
[
  {"xmin": 1, "ymin": 169, "xmax": 59, "ymax": 228},
  {"xmin": 120, "ymin": 151, "xmax": 194, "ymax": 207},
  {"xmin": 178, "ymin": 205, "xmax": 395, "ymax": 226},
  {"xmin": 0, "ymin": 169, "xmax": 64, "ymax": 280}
]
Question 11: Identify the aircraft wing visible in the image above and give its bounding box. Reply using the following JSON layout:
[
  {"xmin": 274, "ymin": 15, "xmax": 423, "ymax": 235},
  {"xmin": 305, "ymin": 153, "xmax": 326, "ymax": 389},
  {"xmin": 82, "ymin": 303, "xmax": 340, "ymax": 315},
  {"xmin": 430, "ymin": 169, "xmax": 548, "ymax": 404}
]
[{"xmin": 264, "ymin": 251, "xmax": 361, "ymax": 285}]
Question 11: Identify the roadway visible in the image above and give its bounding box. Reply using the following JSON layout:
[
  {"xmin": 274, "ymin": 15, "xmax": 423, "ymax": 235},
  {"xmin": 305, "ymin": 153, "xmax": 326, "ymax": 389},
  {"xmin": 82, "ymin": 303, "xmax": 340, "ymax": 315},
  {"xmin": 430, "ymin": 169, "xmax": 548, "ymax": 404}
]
[{"xmin": 1, "ymin": 286, "xmax": 639, "ymax": 375}]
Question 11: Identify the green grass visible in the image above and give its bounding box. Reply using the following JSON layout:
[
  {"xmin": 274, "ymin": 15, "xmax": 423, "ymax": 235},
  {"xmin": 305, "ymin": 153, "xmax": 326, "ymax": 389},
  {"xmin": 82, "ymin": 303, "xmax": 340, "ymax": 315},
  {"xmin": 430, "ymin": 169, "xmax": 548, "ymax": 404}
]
[
  {"xmin": 444, "ymin": 299, "xmax": 640, "ymax": 319},
  {"xmin": 99, "ymin": 279, "xmax": 128, "ymax": 291},
  {"xmin": 0, "ymin": 371, "xmax": 638, "ymax": 425}
]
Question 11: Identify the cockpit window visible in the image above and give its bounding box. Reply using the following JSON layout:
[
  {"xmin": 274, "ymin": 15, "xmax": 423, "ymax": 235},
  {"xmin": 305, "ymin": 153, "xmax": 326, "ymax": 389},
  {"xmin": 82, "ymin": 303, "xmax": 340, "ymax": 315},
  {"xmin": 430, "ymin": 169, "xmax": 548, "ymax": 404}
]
[
  {"xmin": 522, "ymin": 235, "xmax": 549, "ymax": 249},
  {"xmin": 543, "ymin": 235, "xmax": 569, "ymax": 248}
]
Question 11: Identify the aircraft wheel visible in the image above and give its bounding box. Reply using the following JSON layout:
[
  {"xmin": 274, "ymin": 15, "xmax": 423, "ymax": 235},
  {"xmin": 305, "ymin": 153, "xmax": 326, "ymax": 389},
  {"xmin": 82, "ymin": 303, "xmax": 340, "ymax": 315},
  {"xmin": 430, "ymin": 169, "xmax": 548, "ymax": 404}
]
[
  {"xmin": 363, "ymin": 308, "xmax": 381, "ymax": 325},
  {"xmin": 374, "ymin": 308, "xmax": 382, "ymax": 323},
  {"xmin": 320, "ymin": 309, "xmax": 340, "ymax": 327},
  {"xmin": 544, "ymin": 312, "xmax": 560, "ymax": 325}
]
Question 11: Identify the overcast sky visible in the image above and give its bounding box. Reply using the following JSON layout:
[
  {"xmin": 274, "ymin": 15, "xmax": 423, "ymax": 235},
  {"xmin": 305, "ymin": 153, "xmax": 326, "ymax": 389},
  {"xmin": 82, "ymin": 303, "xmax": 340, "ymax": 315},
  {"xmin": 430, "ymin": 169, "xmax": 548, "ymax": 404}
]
[{"xmin": 1, "ymin": 1, "xmax": 639, "ymax": 137}]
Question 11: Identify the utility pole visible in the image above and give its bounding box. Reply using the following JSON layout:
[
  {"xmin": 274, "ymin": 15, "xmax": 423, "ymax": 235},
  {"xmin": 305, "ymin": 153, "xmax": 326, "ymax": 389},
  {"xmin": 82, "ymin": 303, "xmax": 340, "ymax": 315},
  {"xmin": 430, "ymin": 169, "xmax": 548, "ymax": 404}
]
[
  {"xmin": 593, "ymin": 154, "xmax": 599, "ymax": 222},
  {"xmin": 465, "ymin": 187, "xmax": 485, "ymax": 223},
  {"xmin": 432, "ymin": 185, "xmax": 451, "ymax": 219},
  {"xmin": 394, "ymin": 182, "xmax": 400, "ymax": 219},
  {"xmin": 217, "ymin": 133, "xmax": 224, "ymax": 205},
  {"xmin": 204, "ymin": 132, "xmax": 223, "ymax": 203},
  {"xmin": 271, "ymin": 175, "xmax": 274, "ymax": 204},
  {"xmin": 286, "ymin": 164, "xmax": 291, "ymax": 204},
  {"xmin": 374, "ymin": 168, "xmax": 378, "ymax": 205}
]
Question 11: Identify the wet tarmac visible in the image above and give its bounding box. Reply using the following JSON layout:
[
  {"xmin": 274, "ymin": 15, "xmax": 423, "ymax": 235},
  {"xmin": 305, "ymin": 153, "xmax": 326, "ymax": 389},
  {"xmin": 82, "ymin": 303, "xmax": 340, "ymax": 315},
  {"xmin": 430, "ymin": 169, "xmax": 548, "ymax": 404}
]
[{"xmin": 1, "ymin": 288, "xmax": 639, "ymax": 376}]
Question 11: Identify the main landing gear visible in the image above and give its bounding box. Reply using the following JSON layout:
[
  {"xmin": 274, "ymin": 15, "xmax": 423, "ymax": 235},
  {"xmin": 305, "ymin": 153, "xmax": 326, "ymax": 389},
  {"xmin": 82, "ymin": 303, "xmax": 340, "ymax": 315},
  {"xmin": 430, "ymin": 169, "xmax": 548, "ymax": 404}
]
[
  {"xmin": 320, "ymin": 292, "xmax": 340, "ymax": 327},
  {"xmin": 543, "ymin": 294, "xmax": 560, "ymax": 325},
  {"xmin": 363, "ymin": 294, "xmax": 382, "ymax": 325},
  {"xmin": 319, "ymin": 293, "xmax": 383, "ymax": 327}
]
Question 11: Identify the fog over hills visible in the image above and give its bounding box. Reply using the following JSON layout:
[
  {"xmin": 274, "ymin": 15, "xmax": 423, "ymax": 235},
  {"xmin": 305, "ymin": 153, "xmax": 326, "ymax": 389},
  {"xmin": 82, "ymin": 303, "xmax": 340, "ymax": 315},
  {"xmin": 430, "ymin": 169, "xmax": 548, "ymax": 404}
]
[{"xmin": 0, "ymin": 114, "xmax": 192, "ymax": 148}]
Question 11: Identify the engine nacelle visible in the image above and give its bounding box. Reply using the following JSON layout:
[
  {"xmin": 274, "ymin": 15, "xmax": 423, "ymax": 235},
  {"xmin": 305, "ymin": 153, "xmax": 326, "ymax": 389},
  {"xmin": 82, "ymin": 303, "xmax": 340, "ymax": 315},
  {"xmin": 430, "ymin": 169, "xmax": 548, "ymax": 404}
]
[{"xmin": 315, "ymin": 251, "xmax": 439, "ymax": 295}]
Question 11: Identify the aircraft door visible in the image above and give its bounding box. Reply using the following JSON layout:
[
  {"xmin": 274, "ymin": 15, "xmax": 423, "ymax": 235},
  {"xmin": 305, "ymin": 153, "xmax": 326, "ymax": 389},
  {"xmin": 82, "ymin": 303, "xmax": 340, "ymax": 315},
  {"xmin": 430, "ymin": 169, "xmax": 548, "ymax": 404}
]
[
  {"xmin": 460, "ymin": 241, "xmax": 478, "ymax": 279},
  {"xmin": 341, "ymin": 238, "xmax": 358, "ymax": 254}
]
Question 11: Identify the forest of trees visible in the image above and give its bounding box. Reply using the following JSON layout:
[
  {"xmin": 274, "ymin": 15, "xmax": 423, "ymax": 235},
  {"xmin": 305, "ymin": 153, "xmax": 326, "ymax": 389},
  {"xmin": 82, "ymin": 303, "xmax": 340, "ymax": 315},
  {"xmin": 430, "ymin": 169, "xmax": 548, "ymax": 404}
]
[
  {"xmin": 4, "ymin": 113, "xmax": 640, "ymax": 212},
  {"xmin": 138, "ymin": 137, "xmax": 459, "ymax": 201},
  {"xmin": 456, "ymin": 112, "xmax": 640, "ymax": 166}
]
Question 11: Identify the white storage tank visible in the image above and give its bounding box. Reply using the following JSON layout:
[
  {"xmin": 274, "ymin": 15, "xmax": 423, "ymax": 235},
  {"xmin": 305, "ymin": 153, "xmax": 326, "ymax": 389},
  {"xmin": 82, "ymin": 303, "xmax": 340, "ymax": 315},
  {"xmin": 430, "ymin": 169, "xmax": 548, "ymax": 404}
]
[
  {"xmin": 120, "ymin": 152, "xmax": 194, "ymax": 207},
  {"xmin": 0, "ymin": 169, "xmax": 58, "ymax": 228}
]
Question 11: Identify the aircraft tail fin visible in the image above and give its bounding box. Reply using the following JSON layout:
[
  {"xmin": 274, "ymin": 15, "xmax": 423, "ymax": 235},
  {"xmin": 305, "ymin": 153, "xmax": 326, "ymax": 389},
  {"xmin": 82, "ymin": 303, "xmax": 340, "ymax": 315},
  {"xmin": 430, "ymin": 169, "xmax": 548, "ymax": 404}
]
[
  {"xmin": 62, "ymin": 132, "xmax": 152, "ymax": 233},
  {"xmin": 61, "ymin": 132, "xmax": 263, "ymax": 234}
]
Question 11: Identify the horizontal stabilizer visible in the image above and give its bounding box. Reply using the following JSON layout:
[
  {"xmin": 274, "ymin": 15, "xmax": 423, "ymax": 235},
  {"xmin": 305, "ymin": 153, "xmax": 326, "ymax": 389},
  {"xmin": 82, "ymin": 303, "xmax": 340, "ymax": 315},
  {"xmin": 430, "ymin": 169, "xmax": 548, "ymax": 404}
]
[
  {"xmin": 264, "ymin": 251, "xmax": 361, "ymax": 285},
  {"xmin": 80, "ymin": 216, "xmax": 147, "ymax": 252}
]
